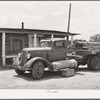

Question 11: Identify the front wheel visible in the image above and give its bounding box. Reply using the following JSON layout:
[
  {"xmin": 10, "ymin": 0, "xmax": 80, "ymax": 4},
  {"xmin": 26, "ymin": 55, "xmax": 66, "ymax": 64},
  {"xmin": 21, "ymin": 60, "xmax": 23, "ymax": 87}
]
[
  {"xmin": 15, "ymin": 69, "xmax": 25, "ymax": 75},
  {"xmin": 31, "ymin": 61, "xmax": 44, "ymax": 79}
]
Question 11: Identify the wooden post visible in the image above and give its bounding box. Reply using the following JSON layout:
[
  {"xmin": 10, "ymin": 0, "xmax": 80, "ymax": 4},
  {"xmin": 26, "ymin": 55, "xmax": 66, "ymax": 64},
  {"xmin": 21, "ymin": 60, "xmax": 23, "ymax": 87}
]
[
  {"xmin": 65, "ymin": 36, "xmax": 67, "ymax": 46},
  {"xmin": 34, "ymin": 33, "xmax": 37, "ymax": 47},
  {"xmin": 67, "ymin": 3, "xmax": 72, "ymax": 43},
  {"xmin": 65, "ymin": 36, "xmax": 67, "ymax": 41},
  {"xmin": 51, "ymin": 34, "xmax": 54, "ymax": 39},
  {"xmin": 2, "ymin": 32, "xmax": 6, "ymax": 67},
  {"xmin": 28, "ymin": 35, "xmax": 31, "ymax": 47},
  {"xmin": 67, "ymin": 3, "xmax": 72, "ymax": 33},
  {"xmin": 71, "ymin": 35, "xmax": 73, "ymax": 45},
  {"xmin": 28, "ymin": 35, "xmax": 34, "ymax": 47},
  {"xmin": 65, "ymin": 36, "xmax": 67, "ymax": 39},
  {"xmin": 65, "ymin": 36, "xmax": 69, "ymax": 45}
]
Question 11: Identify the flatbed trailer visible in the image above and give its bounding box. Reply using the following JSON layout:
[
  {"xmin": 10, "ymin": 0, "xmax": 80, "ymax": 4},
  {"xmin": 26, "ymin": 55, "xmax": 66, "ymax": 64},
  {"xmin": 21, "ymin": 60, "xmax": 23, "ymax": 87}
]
[{"xmin": 71, "ymin": 41, "xmax": 100, "ymax": 71}]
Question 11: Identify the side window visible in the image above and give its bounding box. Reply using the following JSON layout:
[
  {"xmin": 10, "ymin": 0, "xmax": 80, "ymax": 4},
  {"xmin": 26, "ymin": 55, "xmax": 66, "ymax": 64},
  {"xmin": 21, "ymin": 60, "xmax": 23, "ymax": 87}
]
[{"xmin": 54, "ymin": 41, "xmax": 65, "ymax": 48}]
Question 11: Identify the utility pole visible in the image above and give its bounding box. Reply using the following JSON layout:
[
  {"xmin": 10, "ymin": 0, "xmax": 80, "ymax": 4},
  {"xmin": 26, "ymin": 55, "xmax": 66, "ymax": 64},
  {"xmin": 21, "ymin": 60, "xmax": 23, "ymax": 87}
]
[
  {"xmin": 66, "ymin": 3, "xmax": 72, "ymax": 44},
  {"xmin": 67, "ymin": 3, "xmax": 71, "ymax": 33}
]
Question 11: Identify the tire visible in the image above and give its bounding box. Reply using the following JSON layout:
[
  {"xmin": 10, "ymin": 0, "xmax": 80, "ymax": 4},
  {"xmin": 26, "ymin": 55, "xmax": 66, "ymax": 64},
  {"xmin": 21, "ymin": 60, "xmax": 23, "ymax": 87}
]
[
  {"xmin": 88, "ymin": 55, "xmax": 100, "ymax": 71},
  {"xmin": 15, "ymin": 69, "xmax": 25, "ymax": 75},
  {"xmin": 31, "ymin": 61, "xmax": 44, "ymax": 79}
]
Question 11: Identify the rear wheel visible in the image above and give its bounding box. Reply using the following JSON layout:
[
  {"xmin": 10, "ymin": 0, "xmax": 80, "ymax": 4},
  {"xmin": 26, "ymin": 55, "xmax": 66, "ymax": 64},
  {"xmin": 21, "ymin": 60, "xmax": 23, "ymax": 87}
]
[
  {"xmin": 91, "ymin": 55, "xmax": 100, "ymax": 71},
  {"xmin": 15, "ymin": 69, "xmax": 25, "ymax": 75},
  {"xmin": 87, "ymin": 55, "xmax": 100, "ymax": 71},
  {"xmin": 31, "ymin": 61, "xmax": 44, "ymax": 79}
]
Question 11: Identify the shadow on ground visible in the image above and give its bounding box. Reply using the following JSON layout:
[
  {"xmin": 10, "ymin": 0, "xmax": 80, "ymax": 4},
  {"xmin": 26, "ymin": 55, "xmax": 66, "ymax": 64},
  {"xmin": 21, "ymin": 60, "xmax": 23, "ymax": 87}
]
[
  {"xmin": 14, "ymin": 71, "xmax": 63, "ymax": 82},
  {"xmin": 76, "ymin": 67, "xmax": 100, "ymax": 73},
  {"xmin": 12, "ymin": 67, "xmax": 100, "ymax": 81},
  {"xmin": 75, "ymin": 67, "xmax": 100, "ymax": 76}
]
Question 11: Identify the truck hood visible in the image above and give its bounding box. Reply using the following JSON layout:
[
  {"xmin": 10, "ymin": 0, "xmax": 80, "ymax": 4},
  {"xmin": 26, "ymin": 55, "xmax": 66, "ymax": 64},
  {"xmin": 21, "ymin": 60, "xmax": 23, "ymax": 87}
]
[{"xmin": 23, "ymin": 47, "xmax": 51, "ymax": 51}]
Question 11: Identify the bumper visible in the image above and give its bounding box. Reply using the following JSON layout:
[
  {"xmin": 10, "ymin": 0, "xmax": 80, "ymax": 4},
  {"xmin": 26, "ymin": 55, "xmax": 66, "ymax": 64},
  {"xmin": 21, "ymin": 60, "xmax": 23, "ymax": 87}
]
[{"xmin": 13, "ymin": 65, "xmax": 32, "ymax": 71}]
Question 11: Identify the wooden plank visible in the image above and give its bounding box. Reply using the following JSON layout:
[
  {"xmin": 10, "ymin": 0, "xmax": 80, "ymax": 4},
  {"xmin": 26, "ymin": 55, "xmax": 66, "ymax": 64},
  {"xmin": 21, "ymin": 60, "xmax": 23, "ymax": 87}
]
[
  {"xmin": 0, "ymin": 34, "xmax": 2, "ymax": 66},
  {"xmin": 2, "ymin": 32, "xmax": 6, "ymax": 67}
]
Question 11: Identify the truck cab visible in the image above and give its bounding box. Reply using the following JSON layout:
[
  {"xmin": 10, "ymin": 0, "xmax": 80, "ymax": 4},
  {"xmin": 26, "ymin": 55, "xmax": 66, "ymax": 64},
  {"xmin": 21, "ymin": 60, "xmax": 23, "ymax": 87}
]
[{"xmin": 13, "ymin": 38, "xmax": 67, "ymax": 79}]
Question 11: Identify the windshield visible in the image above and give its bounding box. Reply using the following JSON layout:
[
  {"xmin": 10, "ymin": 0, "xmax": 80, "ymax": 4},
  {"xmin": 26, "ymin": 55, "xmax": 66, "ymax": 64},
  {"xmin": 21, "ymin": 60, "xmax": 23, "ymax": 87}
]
[{"xmin": 40, "ymin": 41, "xmax": 51, "ymax": 47}]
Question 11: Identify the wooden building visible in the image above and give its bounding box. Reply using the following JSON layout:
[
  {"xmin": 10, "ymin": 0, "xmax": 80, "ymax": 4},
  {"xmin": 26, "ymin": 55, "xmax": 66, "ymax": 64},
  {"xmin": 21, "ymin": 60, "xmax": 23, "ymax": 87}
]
[{"xmin": 0, "ymin": 28, "xmax": 78, "ymax": 67}]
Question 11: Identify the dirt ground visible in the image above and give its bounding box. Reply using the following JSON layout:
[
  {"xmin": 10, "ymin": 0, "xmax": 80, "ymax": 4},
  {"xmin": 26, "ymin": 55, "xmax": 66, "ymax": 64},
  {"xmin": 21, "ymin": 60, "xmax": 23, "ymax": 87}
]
[{"xmin": 0, "ymin": 65, "xmax": 100, "ymax": 89}]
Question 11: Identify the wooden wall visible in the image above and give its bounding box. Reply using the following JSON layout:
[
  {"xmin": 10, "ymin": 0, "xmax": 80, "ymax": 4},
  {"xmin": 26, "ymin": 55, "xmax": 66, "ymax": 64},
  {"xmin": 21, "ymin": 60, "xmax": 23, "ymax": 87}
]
[{"xmin": 6, "ymin": 33, "xmax": 29, "ymax": 55}]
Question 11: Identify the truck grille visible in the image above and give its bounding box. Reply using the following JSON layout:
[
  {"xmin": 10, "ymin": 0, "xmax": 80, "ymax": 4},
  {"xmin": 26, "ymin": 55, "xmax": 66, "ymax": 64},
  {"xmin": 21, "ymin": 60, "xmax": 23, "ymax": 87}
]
[{"xmin": 20, "ymin": 51, "xmax": 27, "ymax": 66}]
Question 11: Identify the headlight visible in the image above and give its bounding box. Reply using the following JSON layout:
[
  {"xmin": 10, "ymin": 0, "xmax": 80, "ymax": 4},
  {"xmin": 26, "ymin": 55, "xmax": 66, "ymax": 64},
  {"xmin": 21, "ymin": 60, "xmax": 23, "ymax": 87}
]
[{"xmin": 27, "ymin": 53, "xmax": 31, "ymax": 59}]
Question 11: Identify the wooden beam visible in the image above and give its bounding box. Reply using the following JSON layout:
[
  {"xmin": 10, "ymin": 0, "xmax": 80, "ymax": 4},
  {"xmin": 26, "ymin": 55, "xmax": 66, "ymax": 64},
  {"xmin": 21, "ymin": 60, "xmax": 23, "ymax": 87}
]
[{"xmin": 2, "ymin": 32, "xmax": 6, "ymax": 67}]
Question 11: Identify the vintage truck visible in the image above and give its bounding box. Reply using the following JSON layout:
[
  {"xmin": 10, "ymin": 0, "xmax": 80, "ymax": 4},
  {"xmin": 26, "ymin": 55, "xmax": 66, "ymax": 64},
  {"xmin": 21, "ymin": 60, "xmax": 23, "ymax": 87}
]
[
  {"xmin": 72, "ymin": 41, "xmax": 100, "ymax": 71},
  {"xmin": 13, "ymin": 38, "xmax": 77, "ymax": 79}
]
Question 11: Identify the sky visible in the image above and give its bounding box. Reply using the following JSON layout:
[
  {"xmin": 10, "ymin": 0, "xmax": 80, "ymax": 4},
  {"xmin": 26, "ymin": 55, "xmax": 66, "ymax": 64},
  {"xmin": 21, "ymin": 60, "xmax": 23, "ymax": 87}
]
[{"xmin": 0, "ymin": 1, "xmax": 100, "ymax": 41}]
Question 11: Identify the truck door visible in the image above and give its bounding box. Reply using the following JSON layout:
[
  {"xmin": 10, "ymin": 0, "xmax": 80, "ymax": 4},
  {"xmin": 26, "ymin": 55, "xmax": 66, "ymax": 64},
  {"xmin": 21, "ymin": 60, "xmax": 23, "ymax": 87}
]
[{"xmin": 52, "ymin": 40, "xmax": 67, "ymax": 62}]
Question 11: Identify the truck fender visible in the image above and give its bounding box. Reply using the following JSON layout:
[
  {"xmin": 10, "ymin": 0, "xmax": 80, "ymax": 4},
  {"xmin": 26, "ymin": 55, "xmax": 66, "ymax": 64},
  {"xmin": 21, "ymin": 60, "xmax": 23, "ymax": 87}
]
[{"xmin": 24, "ymin": 57, "xmax": 53, "ymax": 71}]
